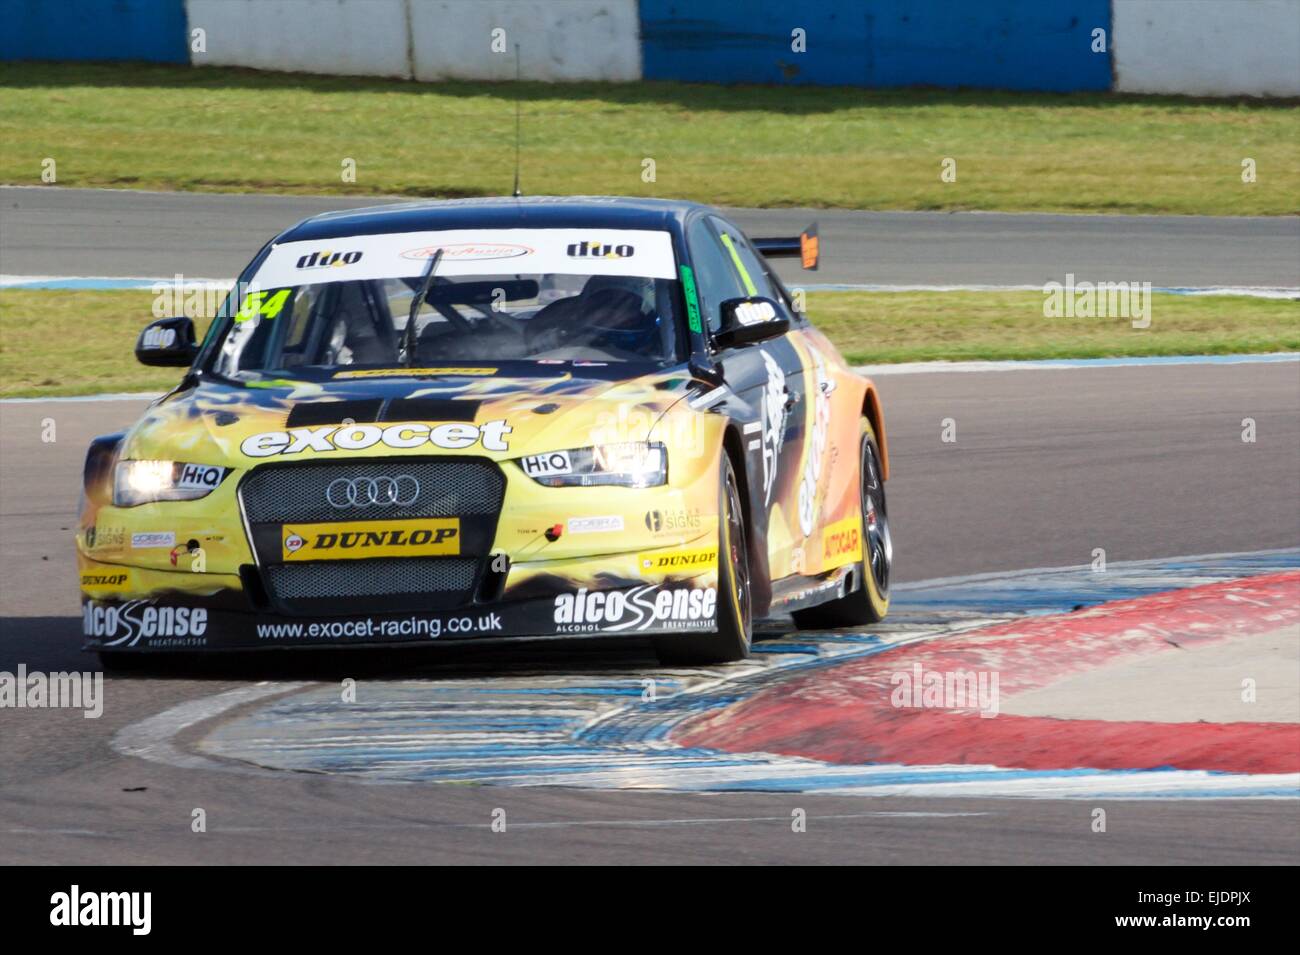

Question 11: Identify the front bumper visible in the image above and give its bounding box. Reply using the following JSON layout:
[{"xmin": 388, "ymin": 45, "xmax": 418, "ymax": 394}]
[
  {"xmin": 79, "ymin": 435, "xmax": 726, "ymax": 652},
  {"xmin": 79, "ymin": 544, "xmax": 720, "ymax": 652}
]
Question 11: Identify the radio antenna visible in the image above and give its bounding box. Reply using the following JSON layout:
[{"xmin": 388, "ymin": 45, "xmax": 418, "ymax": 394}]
[{"xmin": 511, "ymin": 43, "xmax": 522, "ymax": 198}]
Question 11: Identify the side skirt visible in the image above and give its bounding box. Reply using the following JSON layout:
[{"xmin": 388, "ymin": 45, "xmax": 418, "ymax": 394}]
[{"xmin": 763, "ymin": 565, "xmax": 858, "ymax": 617}]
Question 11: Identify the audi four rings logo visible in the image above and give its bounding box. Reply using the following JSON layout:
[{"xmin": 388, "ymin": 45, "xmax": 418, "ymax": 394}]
[{"xmin": 326, "ymin": 476, "xmax": 420, "ymax": 508}]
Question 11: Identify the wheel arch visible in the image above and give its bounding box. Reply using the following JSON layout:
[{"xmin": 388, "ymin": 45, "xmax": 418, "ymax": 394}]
[
  {"xmin": 83, "ymin": 432, "xmax": 125, "ymax": 502},
  {"xmin": 861, "ymin": 384, "xmax": 890, "ymax": 481},
  {"xmin": 721, "ymin": 420, "xmax": 772, "ymax": 618}
]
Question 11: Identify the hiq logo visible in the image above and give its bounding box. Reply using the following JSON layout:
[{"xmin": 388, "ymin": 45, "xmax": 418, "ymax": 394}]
[
  {"xmin": 296, "ymin": 249, "xmax": 363, "ymax": 269},
  {"xmin": 177, "ymin": 464, "xmax": 226, "ymax": 490},
  {"xmin": 566, "ymin": 240, "xmax": 634, "ymax": 260}
]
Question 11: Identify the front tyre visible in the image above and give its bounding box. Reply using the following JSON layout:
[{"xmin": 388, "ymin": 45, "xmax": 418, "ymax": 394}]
[
  {"xmin": 654, "ymin": 454, "xmax": 752, "ymax": 665},
  {"xmin": 791, "ymin": 420, "xmax": 891, "ymax": 629}
]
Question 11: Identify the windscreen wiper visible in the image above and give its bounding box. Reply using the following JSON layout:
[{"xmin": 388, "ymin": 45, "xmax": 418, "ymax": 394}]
[{"xmin": 402, "ymin": 248, "xmax": 444, "ymax": 367}]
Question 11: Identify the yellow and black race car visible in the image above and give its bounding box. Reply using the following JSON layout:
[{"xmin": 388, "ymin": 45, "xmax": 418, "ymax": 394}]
[{"xmin": 78, "ymin": 197, "xmax": 892, "ymax": 664}]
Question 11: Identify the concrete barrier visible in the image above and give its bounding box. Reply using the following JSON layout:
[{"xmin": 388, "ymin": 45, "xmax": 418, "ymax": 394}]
[
  {"xmin": 639, "ymin": 0, "xmax": 1113, "ymax": 91},
  {"xmin": 1114, "ymin": 0, "xmax": 1300, "ymax": 97},
  {"xmin": 410, "ymin": 1, "xmax": 641, "ymax": 82},
  {"xmin": 0, "ymin": 0, "xmax": 189, "ymax": 63},
  {"xmin": 4, "ymin": 0, "xmax": 1297, "ymax": 98},
  {"xmin": 187, "ymin": 0, "xmax": 411, "ymax": 78},
  {"xmin": 185, "ymin": 0, "xmax": 640, "ymax": 81}
]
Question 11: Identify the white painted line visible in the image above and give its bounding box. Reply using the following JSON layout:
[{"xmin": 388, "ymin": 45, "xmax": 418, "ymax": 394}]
[
  {"xmin": 806, "ymin": 283, "xmax": 1300, "ymax": 299},
  {"xmin": 1, "ymin": 392, "xmax": 162, "ymax": 404},
  {"xmin": 855, "ymin": 353, "xmax": 1300, "ymax": 376},
  {"xmin": 894, "ymin": 545, "xmax": 1300, "ymax": 593},
  {"xmin": 1, "ymin": 274, "xmax": 233, "ymax": 290},
  {"xmin": 111, "ymin": 681, "xmax": 309, "ymax": 775}
]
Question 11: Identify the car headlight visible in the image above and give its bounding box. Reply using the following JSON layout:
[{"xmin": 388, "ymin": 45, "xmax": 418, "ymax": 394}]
[
  {"xmin": 113, "ymin": 460, "xmax": 230, "ymax": 506},
  {"xmin": 517, "ymin": 442, "xmax": 667, "ymax": 488}
]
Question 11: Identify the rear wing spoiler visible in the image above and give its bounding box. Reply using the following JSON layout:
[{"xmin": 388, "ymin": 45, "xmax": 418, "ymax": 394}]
[{"xmin": 753, "ymin": 222, "xmax": 819, "ymax": 271}]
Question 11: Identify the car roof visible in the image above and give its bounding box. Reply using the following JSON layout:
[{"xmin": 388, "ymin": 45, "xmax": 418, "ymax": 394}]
[{"xmin": 278, "ymin": 196, "xmax": 715, "ymax": 243}]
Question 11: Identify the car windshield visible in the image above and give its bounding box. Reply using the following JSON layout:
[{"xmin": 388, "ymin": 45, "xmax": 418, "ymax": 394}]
[{"xmin": 210, "ymin": 228, "xmax": 684, "ymax": 376}]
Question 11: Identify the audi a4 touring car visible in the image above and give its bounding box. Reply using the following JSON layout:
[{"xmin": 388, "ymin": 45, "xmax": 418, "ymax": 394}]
[{"xmin": 78, "ymin": 197, "xmax": 893, "ymax": 665}]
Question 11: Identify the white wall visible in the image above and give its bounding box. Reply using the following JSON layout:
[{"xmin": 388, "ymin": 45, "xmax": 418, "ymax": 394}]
[
  {"xmin": 410, "ymin": 1, "xmax": 640, "ymax": 82},
  {"xmin": 188, "ymin": 0, "xmax": 412, "ymax": 78},
  {"xmin": 186, "ymin": 0, "xmax": 641, "ymax": 82},
  {"xmin": 1114, "ymin": 0, "xmax": 1300, "ymax": 97}
]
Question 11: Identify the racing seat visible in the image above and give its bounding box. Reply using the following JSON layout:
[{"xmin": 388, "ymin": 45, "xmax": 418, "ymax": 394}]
[
  {"xmin": 325, "ymin": 282, "xmax": 397, "ymax": 365},
  {"xmin": 524, "ymin": 275, "xmax": 660, "ymax": 356}
]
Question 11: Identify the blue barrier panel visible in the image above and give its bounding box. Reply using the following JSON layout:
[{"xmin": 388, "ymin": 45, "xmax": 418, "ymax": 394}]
[
  {"xmin": 0, "ymin": 0, "xmax": 189, "ymax": 63},
  {"xmin": 641, "ymin": 0, "xmax": 1112, "ymax": 92}
]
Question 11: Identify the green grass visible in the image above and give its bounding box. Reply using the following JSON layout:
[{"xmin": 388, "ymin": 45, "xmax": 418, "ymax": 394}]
[
  {"xmin": 810, "ymin": 291, "xmax": 1300, "ymax": 364},
  {"xmin": 2, "ymin": 288, "xmax": 1294, "ymax": 398},
  {"xmin": 0, "ymin": 290, "xmax": 215, "ymax": 397},
  {"xmin": 2, "ymin": 62, "xmax": 1297, "ymax": 215}
]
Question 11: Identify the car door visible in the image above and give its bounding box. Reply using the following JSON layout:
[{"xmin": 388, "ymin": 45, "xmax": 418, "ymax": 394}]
[{"xmin": 687, "ymin": 215, "xmax": 808, "ymax": 581}]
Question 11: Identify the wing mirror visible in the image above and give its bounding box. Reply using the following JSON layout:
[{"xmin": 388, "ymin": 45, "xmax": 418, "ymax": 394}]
[
  {"xmin": 136, "ymin": 317, "xmax": 199, "ymax": 367},
  {"xmin": 713, "ymin": 297, "xmax": 789, "ymax": 349}
]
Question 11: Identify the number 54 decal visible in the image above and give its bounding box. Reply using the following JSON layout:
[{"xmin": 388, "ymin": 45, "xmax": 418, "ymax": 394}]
[{"xmin": 235, "ymin": 288, "xmax": 292, "ymax": 323}]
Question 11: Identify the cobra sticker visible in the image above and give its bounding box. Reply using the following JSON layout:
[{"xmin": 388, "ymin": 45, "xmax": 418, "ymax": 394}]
[
  {"xmin": 567, "ymin": 515, "xmax": 623, "ymax": 534},
  {"xmin": 821, "ymin": 515, "xmax": 863, "ymax": 570},
  {"xmin": 282, "ymin": 519, "xmax": 460, "ymax": 561},
  {"xmin": 241, "ymin": 420, "xmax": 513, "ymax": 457}
]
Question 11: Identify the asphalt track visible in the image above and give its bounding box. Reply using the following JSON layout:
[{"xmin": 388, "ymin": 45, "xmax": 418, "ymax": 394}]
[
  {"xmin": 1, "ymin": 361, "xmax": 1297, "ymax": 864},
  {"xmin": 3, "ymin": 185, "xmax": 1298, "ymax": 288}
]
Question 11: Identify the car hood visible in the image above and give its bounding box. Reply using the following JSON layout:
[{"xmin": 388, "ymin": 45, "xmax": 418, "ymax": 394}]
[{"xmin": 118, "ymin": 368, "xmax": 701, "ymax": 466}]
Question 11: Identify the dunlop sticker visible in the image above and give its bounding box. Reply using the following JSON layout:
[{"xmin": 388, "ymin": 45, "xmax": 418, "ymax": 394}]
[
  {"xmin": 638, "ymin": 546, "xmax": 718, "ymax": 576},
  {"xmin": 282, "ymin": 519, "xmax": 460, "ymax": 561}
]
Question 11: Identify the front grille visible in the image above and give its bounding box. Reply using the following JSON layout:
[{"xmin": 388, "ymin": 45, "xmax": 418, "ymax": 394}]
[
  {"xmin": 239, "ymin": 458, "xmax": 505, "ymax": 615},
  {"xmin": 266, "ymin": 558, "xmax": 477, "ymax": 603},
  {"xmin": 240, "ymin": 459, "xmax": 504, "ymax": 524}
]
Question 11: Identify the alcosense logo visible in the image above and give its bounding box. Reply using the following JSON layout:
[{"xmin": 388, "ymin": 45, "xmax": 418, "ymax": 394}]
[{"xmin": 553, "ymin": 585, "xmax": 716, "ymax": 633}]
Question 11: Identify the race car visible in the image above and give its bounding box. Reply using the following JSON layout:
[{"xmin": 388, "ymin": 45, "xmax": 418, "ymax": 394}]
[{"xmin": 78, "ymin": 197, "xmax": 892, "ymax": 664}]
